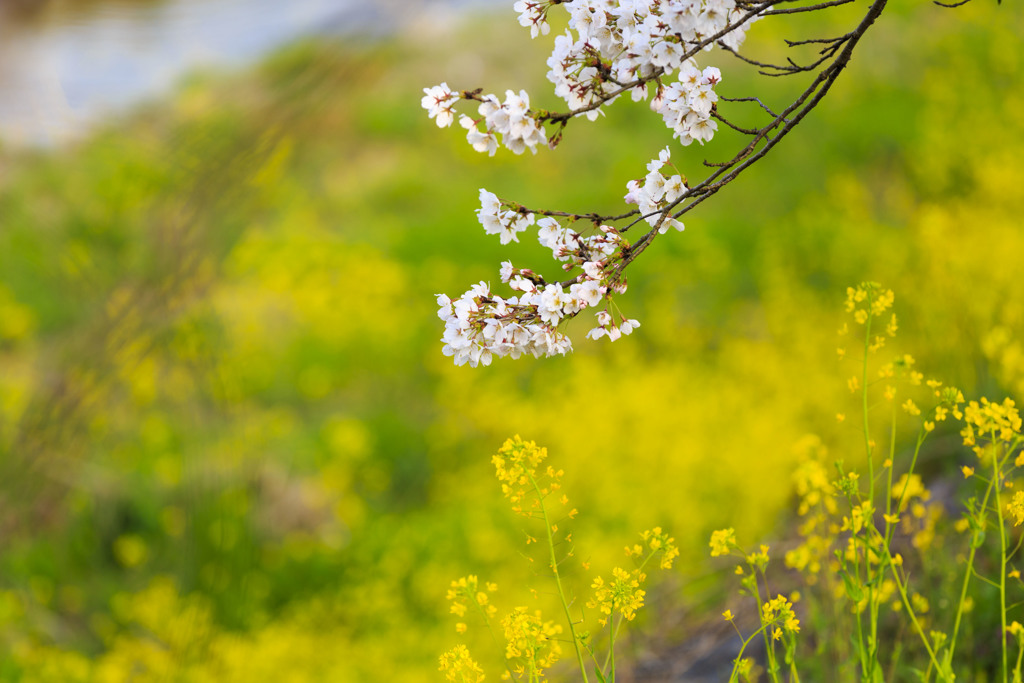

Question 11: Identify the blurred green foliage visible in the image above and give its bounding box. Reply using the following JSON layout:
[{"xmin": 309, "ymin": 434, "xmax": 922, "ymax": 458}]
[{"xmin": 0, "ymin": 1, "xmax": 1022, "ymax": 680}]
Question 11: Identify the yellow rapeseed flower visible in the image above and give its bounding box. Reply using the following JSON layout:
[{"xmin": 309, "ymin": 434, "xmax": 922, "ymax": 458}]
[
  {"xmin": 447, "ymin": 576, "xmax": 498, "ymax": 622},
  {"xmin": 439, "ymin": 645, "xmax": 486, "ymax": 683},
  {"xmin": 492, "ymin": 436, "xmax": 563, "ymax": 516},
  {"xmin": 1006, "ymin": 491, "xmax": 1024, "ymax": 527},
  {"xmin": 642, "ymin": 527, "xmax": 680, "ymax": 569},
  {"xmin": 961, "ymin": 397, "xmax": 1022, "ymax": 446},
  {"xmin": 587, "ymin": 567, "xmax": 647, "ymax": 623},
  {"xmin": 762, "ymin": 595, "xmax": 800, "ymax": 638},
  {"xmin": 709, "ymin": 528, "xmax": 737, "ymax": 557},
  {"xmin": 501, "ymin": 607, "xmax": 562, "ymax": 676},
  {"xmin": 746, "ymin": 545, "xmax": 771, "ymax": 570}
]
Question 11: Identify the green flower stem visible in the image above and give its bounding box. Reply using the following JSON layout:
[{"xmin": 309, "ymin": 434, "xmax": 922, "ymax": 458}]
[
  {"xmin": 609, "ymin": 609, "xmax": 616, "ymax": 683},
  {"xmin": 730, "ymin": 626, "xmax": 769, "ymax": 683},
  {"xmin": 750, "ymin": 572, "xmax": 781, "ymax": 683},
  {"xmin": 601, "ymin": 547, "xmax": 658, "ymax": 674},
  {"xmin": 529, "ymin": 473, "xmax": 589, "ymax": 683},
  {"xmin": 885, "ymin": 430, "xmax": 927, "ymax": 549},
  {"xmin": 858, "ymin": 299, "xmax": 881, "ymax": 682},
  {"xmin": 947, "ymin": 462, "xmax": 1000, "ymax": 666},
  {"xmin": 993, "ymin": 439, "xmax": 1009, "ymax": 683},
  {"xmin": 787, "ymin": 635, "xmax": 801, "ymax": 683},
  {"xmin": 877, "ymin": 531, "xmax": 947, "ymax": 680},
  {"xmin": 851, "ymin": 538, "xmax": 869, "ymax": 679},
  {"xmin": 862, "ymin": 293, "xmax": 874, "ymax": 508}
]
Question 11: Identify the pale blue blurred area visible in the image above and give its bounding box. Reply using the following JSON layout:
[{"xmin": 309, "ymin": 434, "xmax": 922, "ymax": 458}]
[{"xmin": 0, "ymin": 0, "xmax": 507, "ymax": 145}]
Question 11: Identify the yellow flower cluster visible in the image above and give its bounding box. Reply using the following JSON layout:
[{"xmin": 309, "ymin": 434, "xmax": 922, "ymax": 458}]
[
  {"xmin": 447, "ymin": 575, "xmax": 498, "ymax": 631},
  {"xmin": 709, "ymin": 528, "xmax": 737, "ymax": 557},
  {"xmin": 1007, "ymin": 491, "xmax": 1024, "ymax": 527},
  {"xmin": 500, "ymin": 607, "xmax": 563, "ymax": 678},
  {"xmin": 960, "ymin": 397, "xmax": 1022, "ymax": 447},
  {"xmin": 845, "ymin": 283, "xmax": 895, "ymax": 325},
  {"xmin": 439, "ymin": 644, "xmax": 486, "ymax": 683},
  {"xmin": 640, "ymin": 527, "xmax": 680, "ymax": 569},
  {"xmin": 491, "ymin": 435, "xmax": 567, "ymax": 517},
  {"xmin": 762, "ymin": 595, "xmax": 801, "ymax": 641},
  {"xmin": 587, "ymin": 567, "xmax": 647, "ymax": 625}
]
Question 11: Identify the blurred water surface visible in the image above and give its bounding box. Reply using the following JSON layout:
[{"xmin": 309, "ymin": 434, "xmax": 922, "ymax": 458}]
[{"xmin": 0, "ymin": 0, "xmax": 503, "ymax": 145}]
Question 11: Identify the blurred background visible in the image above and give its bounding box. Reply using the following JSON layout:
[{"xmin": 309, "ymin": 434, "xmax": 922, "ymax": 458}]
[{"xmin": 0, "ymin": 0, "xmax": 1022, "ymax": 680}]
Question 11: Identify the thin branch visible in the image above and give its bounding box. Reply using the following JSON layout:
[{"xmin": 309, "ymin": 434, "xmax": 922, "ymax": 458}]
[
  {"xmin": 527, "ymin": 208, "xmax": 640, "ymax": 223},
  {"xmin": 610, "ymin": 0, "xmax": 891, "ymax": 278},
  {"xmin": 763, "ymin": 0, "xmax": 855, "ymax": 14},
  {"xmin": 711, "ymin": 110, "xmax": 763, "ymax": 136},
  {"xmin": 720, "ymin": 95, "xmax": 786, "ymax": 120},
  {"xmin": 785, "ymin": 34, "xmax": 852, "ymax": 47}
]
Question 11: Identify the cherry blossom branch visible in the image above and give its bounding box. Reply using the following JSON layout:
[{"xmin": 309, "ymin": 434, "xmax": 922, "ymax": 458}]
[{"xmin": 421, "ymin": 0, "xmax": 935, "ymax": 367}]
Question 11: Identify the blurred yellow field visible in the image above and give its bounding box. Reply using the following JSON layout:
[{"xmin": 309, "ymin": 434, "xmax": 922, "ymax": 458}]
[{"xmin": 0, "ymin": 0, "xmax": 1023, "ymax": 680}]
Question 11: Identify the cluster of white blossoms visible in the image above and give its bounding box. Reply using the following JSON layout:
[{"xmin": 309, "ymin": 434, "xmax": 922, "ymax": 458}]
[
  {"xmin": 478, "ymin": 190, "xmax": 533, "ymax": 244},
  {"xmin": 436, "ymin": 282, "xmax": 575, "ymax": 368},
  {"xmin": 437, "ymin": 187, "xmax": 647, "ymax": 366},
  {"xmin": 544, "ymin": 0, "xmax": 743, "ymax": 144},
  {"xmin": 424, "ymin": 0, "xmax": 755, "ymax": 153},
  {"xmin": 424, "ymin": 86, "xmax": 548, "ymax": 156},
  {"xmin": 425, "ymin": 0, "xmax": 762, "ymax": 366},
  {"xmin": 625, "ymin": 146, "xmax": 688, "ymax": 233},
  {"xmin": 421, "ymin": 82, "xmax": 457, "ymax": 128},
  {"xmin": 652, "ymin": 62, "xmax": 722, "ymax": 145}
]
